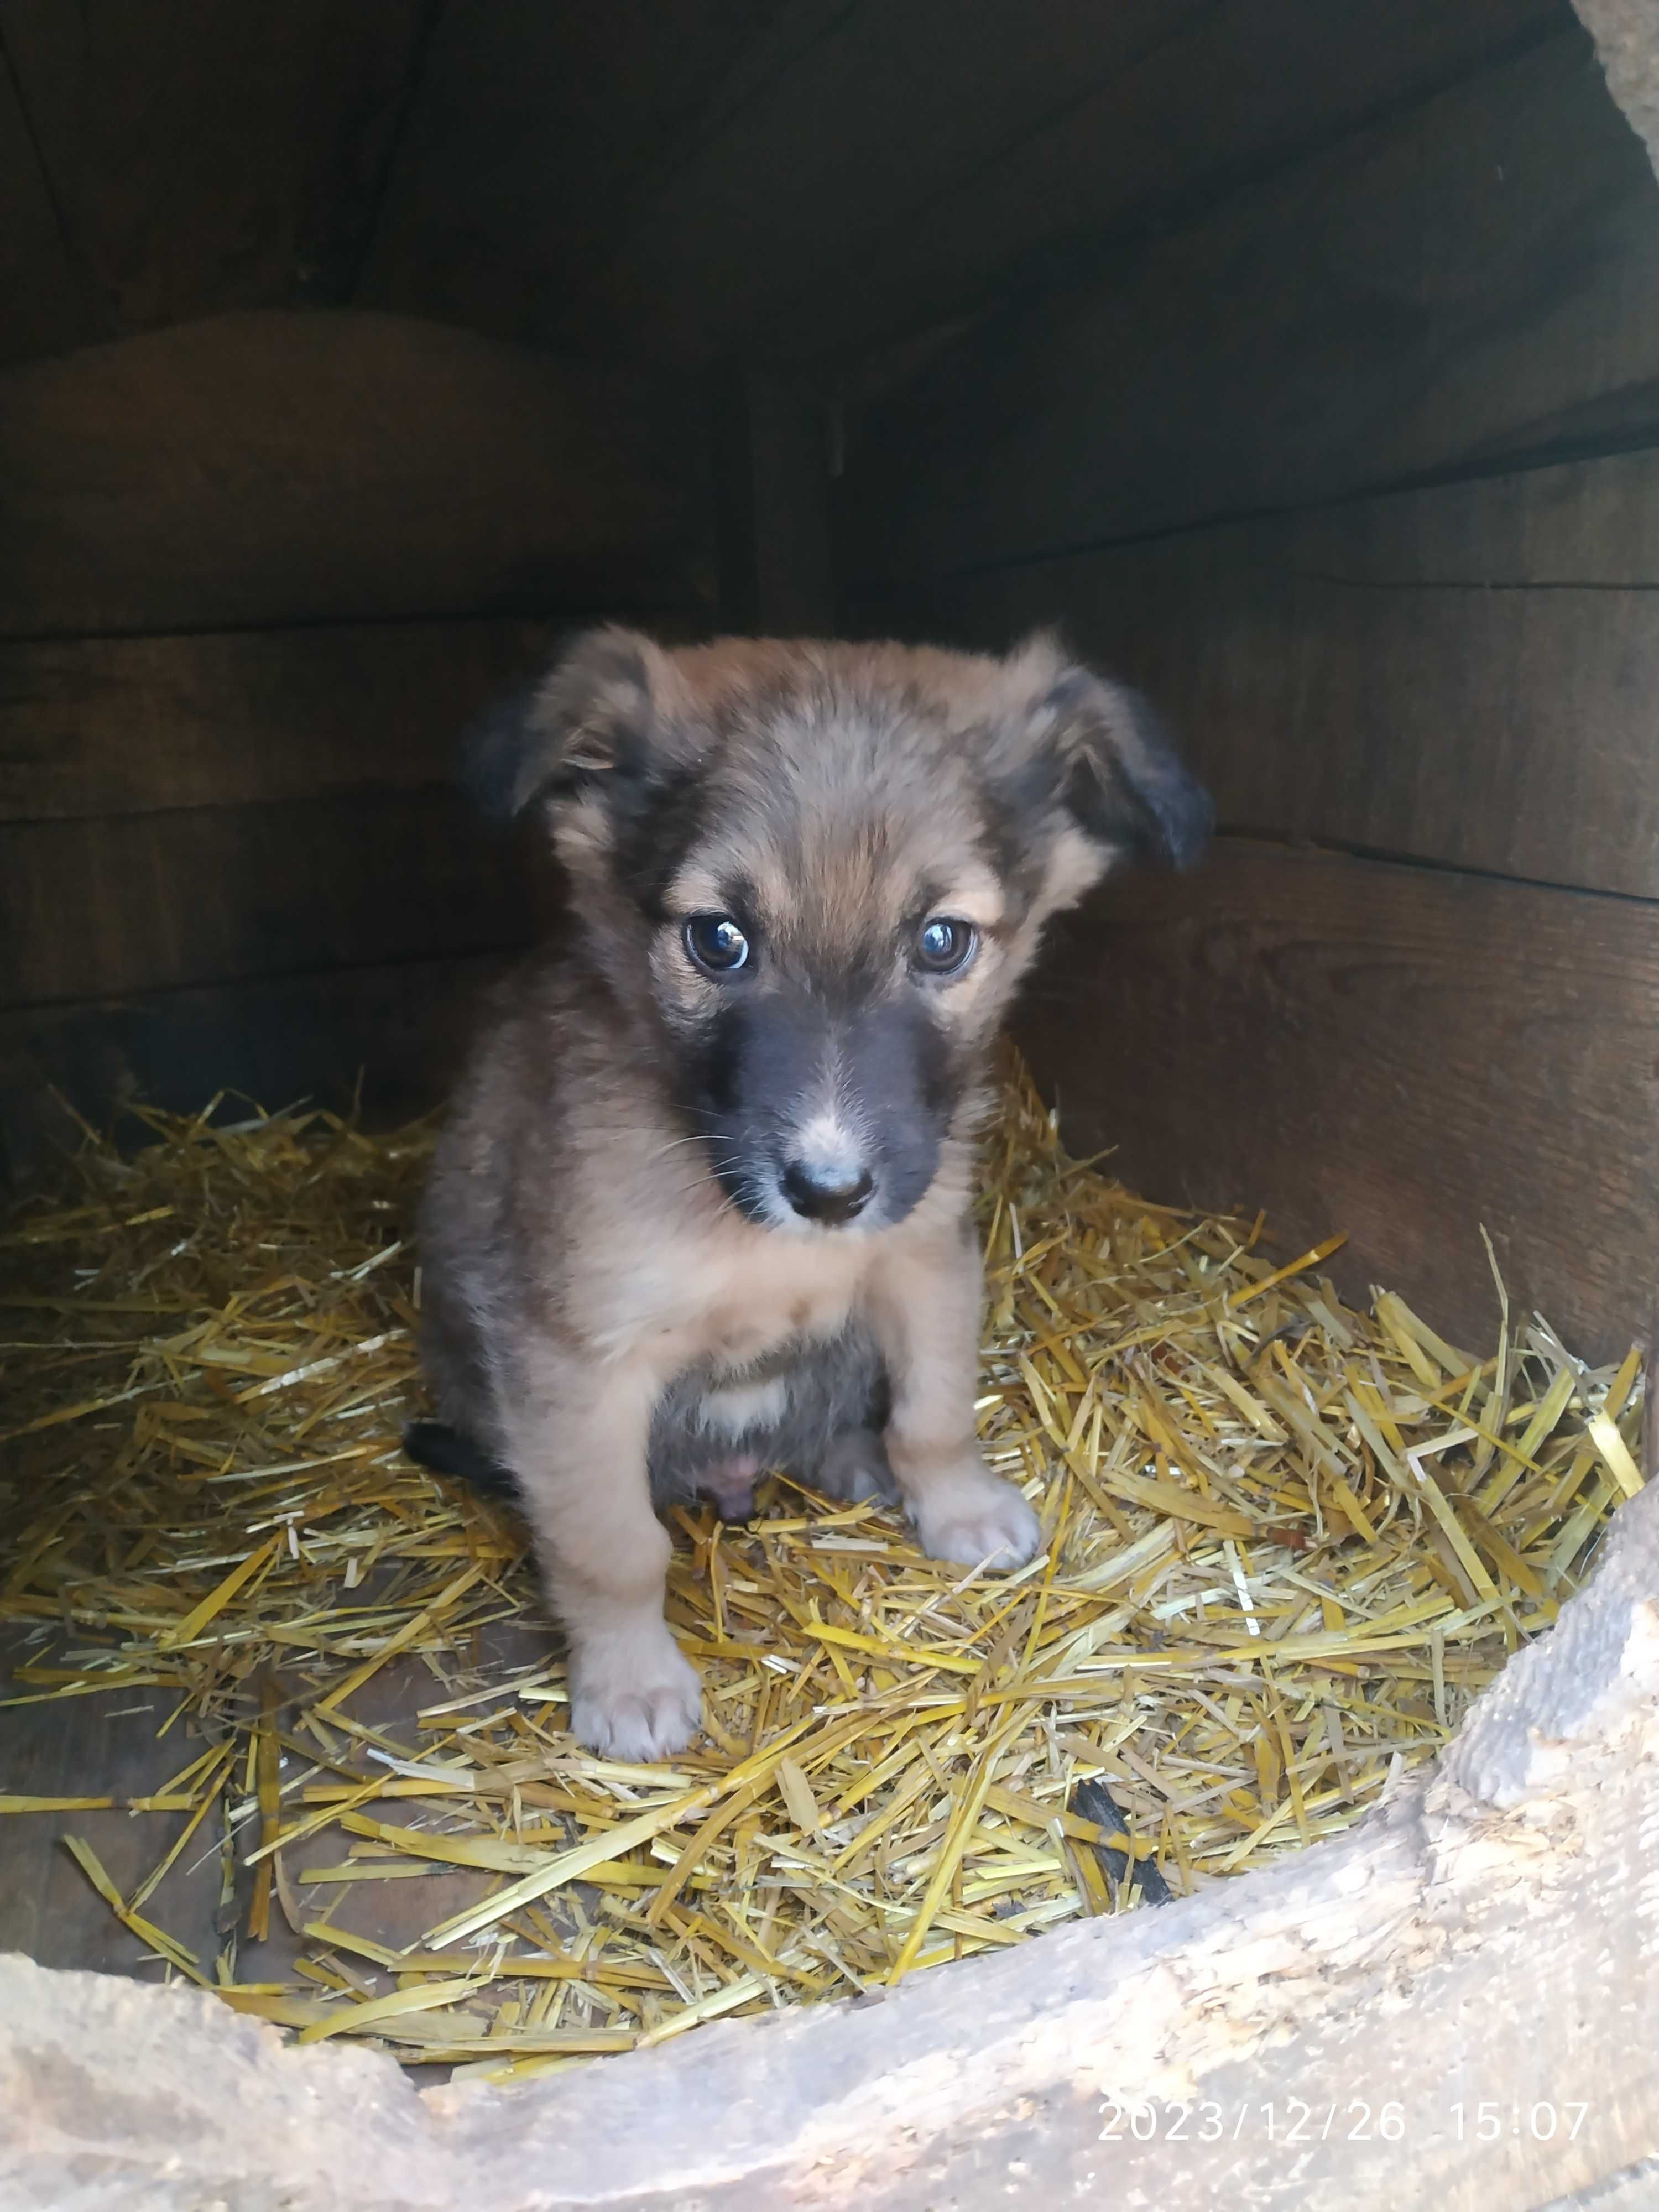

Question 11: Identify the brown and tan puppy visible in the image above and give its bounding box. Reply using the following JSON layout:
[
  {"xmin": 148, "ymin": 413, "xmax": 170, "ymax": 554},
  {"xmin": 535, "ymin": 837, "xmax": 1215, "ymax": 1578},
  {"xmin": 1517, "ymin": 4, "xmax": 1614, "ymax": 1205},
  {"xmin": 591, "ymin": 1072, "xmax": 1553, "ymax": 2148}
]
[{"xmin": 406, "ymin": 628, "xmax": 1209, "ymax": 1760}]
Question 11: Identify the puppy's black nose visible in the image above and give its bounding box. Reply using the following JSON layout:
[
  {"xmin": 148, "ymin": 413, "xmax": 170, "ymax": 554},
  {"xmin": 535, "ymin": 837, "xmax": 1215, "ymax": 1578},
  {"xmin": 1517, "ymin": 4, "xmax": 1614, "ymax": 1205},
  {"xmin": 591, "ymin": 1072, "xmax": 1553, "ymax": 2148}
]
[{"xmin": 781, "ymin": 1161, "xmax": 875, "ymax": 1224}]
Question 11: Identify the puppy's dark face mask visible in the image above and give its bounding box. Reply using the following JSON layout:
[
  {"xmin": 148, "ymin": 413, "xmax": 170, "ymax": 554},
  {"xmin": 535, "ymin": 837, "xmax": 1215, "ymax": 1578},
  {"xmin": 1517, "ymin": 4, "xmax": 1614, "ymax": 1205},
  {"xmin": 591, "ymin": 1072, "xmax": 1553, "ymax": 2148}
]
[{"xmin": 469, "ymin": 628, "xmax": 1212, "ymax": 1234}]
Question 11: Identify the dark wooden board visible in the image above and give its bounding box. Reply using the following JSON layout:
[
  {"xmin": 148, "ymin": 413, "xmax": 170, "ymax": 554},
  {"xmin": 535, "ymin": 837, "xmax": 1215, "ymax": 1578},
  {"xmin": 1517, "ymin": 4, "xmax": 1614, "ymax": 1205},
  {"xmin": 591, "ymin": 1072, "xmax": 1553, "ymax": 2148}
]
[
  {"xmin": 361, "ymin": 0, "xmax": 811, "ymax": 346},
  {"xmin": 714, "ymin": 372, "xmax": 836, "ymax": 634},
  {"xmin": 0, "ymin": 311, "xmax": 713, "ymax": 638},
  {"xmin": 543, "ymin": 0, "xmax": 1200, "ymax": 366},
  {"xmin": 1016, "ymin": 839, "xmax": 1659, "ymax": 1367},
  {"xmin": 0, "ymin": 949, "xmax": 514, "ymax": 1184},
  {"xmin": 0, "ymin": 1640, "xmax": 225, "ymax": 1980},
  {"xmin": 0, "ymin": 0, "xmax": 427, "ymax": 329},
  {"xmin": 0, "ymin": 22, "xmax": 93, "ymax": 364},
  {"xmin": 359, "ymin": 0, "xmax": 1556, "ymax": 374},
  {"xmin": 857, "ymin": 447, "xmax": 1659, "ymax": 902},
  {"xmin": 571, "ymin": 0, "xmax": 1560, "ymax": 371},
  {"xmin": 0, "ymin": 618, "xmax": 568, "ymax": 823},
  {"xmin": 785, "ymin": 0, "xmax": 1561, "ymax": 374},
  {"xmin": 0, "ymin": 790, "xmax": 534, "ymax": 1009},
  {"xmin": 843, "ymin": 27, "xmax": 1659, "ymax": 585},
  {"xmin": 0, "ymin": 1630, "xmax": 546, "ymax": 1991}
]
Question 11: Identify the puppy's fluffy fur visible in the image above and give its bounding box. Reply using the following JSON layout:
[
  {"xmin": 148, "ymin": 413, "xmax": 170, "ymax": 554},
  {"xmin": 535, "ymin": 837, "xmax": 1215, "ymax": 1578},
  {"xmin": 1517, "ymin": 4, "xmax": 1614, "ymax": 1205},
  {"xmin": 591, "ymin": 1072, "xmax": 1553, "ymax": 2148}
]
[{"xmin": 408, "ymin": 629, "xmax": 1210, "ymax": 1759}]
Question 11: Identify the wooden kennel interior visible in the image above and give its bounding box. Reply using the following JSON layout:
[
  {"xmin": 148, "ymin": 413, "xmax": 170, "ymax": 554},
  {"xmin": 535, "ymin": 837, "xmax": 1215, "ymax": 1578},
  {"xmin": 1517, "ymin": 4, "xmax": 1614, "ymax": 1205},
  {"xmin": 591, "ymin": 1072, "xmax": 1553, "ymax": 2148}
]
[{"xmin": 2, "ymin": 3, "xmax": 1657, "ymax": 2205}]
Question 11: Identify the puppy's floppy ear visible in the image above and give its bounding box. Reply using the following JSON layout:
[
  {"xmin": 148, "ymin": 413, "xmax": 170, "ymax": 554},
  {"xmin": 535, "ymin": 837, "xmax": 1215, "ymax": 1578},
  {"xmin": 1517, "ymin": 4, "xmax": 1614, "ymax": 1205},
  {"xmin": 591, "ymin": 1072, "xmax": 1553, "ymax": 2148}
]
[
  {"xmin": 1007, "ymin": 631, "xmax": 1213, "ymax": 872},
  {"xmin": 462, "ymin": 626, "xmax": 686, "ymax": 825}
]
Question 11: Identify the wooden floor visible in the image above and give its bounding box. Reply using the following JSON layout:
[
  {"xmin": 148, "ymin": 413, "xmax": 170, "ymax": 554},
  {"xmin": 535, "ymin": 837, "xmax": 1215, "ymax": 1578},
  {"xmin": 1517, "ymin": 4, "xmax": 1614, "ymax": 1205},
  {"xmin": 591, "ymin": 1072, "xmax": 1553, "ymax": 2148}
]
[{"xmin": 0, "ymin": 1616, "xmax": 552, "ymax": 2006}]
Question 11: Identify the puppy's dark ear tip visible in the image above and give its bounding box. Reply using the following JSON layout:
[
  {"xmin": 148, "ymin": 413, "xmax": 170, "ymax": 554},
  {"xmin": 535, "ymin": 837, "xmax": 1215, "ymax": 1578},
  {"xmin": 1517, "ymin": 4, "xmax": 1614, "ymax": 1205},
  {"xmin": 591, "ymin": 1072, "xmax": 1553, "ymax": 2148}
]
[
  {"xmin": 456, "ymin": 624, "xmax": 625, "ymax": 825},
  {"xmin": 457, "ymin": 690, "xmax": 538, "ymax": 823},
  {"xmin": 1115, "ymin": 686, "xmax": 1214, "ymax": 870}
]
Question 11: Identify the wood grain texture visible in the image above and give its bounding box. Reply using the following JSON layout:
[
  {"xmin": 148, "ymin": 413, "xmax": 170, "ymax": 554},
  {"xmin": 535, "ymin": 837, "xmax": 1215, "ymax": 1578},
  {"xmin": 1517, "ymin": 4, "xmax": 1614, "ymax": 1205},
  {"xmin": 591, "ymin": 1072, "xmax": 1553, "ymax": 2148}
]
[
  {"xmin": 542, "ymin": 0, "xmax": 1201, "ymax": 366},
  {"xmin": 784, "ymin": 0, "xmax": 1559, "ymax": 374},
  {"xmin": 0, "ymin": 1637, "xmax": 540, "ymax": 1986},
  {"xmin": 360, "ymin": 0, "xmax": 1555, "ymax": 373},
  {"xmin": 713, "ymin": 372, "xmax": 836, "ymax": 634},
  {"xmin": 843, "ymin": 25, "xmax": 1659, "ymax": 584},
  {"xmin": 0, "ymin": 311, "xmax": 713, "ymax": 637},
  {"xmin": 0, "ymin": 950, "xmax": 512, "ymax": 1183},
  {"xmin": 586, "ymin": 0, "xmax": 1557, "ymax": 371},
  {"xmin": 0, "ymin": 1638, "xmax": 225, "ymax": 1981},
  {"xmin": 861, "ymin": 448, "xmax": 1659, "ymax": 901},
  {"xmin": 0, "ymin": 791, "xmax": 533, "ymax": 1009},
  {"xmin": 0, "ymin": 0, "xmax": 1563, "ymax": 380},
  {"xmin": 0, "ymin": 0, "xmax": 427, "ymax": 329},
  {"xmin": 0, "ymin": 24, "xmax": 94, "ymax": 364},
  {"xmin": 0, "ymin": 619, "xmax": 568, "ymax": 823},
  {"xmin": 1015, "ymin": 839, "xmax": 1659, "ymax": 1365},
  {"xmin": 359, "ymin": 0, "xmax": 810, "ymax": 348}
]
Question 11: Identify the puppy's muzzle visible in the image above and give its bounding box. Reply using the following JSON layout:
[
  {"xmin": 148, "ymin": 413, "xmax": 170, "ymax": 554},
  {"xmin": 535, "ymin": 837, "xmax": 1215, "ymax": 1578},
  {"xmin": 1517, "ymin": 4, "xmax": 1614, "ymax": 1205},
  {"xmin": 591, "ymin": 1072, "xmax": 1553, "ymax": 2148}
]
[{"xmin": 780, "ymin": 1157, "xmax": 875, "ymax": 1226}]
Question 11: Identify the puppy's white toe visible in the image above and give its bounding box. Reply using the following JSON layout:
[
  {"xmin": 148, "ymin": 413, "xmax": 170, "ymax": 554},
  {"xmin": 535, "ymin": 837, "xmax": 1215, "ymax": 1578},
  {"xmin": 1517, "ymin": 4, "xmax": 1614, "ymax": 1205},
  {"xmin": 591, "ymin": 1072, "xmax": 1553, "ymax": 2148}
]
[
  {"xmin": 912, "ymin": 1462, "xmax": 1041, "ymax": 1571},
  {"xmin": 568, "ymin": 1636, "xmax": 702, "ymax": 1762}
]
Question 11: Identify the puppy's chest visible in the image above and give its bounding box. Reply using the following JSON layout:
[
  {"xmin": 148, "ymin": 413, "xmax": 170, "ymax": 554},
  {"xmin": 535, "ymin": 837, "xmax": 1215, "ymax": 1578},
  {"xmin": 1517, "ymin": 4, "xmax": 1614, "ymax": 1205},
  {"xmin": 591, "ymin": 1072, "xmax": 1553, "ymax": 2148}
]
[
  {"xmin": 703, "ymin": 1274, "xmax": 854, "ymax": 1373},
  {"xmin": 588, "ymin": 1230, "xmax": 869, "ymax": 1373}
]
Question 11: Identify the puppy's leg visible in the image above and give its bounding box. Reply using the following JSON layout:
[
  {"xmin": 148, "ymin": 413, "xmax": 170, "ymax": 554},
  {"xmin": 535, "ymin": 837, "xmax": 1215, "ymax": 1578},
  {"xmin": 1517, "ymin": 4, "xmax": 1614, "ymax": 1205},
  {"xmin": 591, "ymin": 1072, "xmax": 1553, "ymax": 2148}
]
[
  {"xmin": 864, "ymin": 1218, "xmax": 1039, "ymax": 1569},
  {"xmin": 504, "ymin": 1359, "xmax": 701, "ymax": 1762},
  {"xmin": 816, "ymin": 1427, "xmax": 899, "ymax": 1505}
]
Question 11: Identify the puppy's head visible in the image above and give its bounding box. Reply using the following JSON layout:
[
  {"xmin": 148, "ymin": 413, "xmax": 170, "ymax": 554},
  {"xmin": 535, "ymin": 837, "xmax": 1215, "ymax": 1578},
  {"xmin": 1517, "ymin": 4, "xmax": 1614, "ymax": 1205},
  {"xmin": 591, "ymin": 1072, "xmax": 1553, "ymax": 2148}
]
[{"xmin": 474, "ymin": 627, "xmax": 1211, "ymax": 1233}]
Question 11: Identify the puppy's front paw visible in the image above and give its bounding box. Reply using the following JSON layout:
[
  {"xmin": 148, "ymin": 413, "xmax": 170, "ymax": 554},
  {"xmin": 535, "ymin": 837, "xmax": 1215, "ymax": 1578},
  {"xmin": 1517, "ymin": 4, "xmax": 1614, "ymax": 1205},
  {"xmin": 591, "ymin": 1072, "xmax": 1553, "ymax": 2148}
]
[
  {"xmin": 567, "ymin": 1629, "xmax": 702, "ymax": 1762},
  {"xmin": 911, "ymin": 1459, "xmax": 1041, "ymax": 1571}
]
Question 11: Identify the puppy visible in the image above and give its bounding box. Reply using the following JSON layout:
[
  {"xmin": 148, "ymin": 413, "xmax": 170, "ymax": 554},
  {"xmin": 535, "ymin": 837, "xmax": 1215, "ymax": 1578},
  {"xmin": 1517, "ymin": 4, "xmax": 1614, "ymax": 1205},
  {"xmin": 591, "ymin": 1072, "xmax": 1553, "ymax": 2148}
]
[{"xmin": 406, "ymin": 628, "xmax": 1210, "ymax": 1760}]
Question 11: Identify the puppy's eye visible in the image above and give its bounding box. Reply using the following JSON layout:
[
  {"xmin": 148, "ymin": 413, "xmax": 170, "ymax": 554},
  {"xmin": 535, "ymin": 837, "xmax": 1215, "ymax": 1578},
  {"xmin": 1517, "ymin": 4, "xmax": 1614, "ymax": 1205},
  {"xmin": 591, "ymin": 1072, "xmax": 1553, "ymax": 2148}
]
[
  {"xmin": 684, "ymin": 914, "xmax": 750, "ymax": 974},
  {"xmin": 914, "ymin": 916, "xmax": 977, "ymax": 975}
]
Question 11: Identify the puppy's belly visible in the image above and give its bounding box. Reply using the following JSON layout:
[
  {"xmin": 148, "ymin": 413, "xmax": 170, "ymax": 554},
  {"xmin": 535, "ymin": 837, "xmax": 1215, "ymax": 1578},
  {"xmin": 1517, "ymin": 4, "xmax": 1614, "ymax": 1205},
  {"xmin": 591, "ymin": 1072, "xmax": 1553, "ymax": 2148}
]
[
  {"xmin": 648, "ymin": 1327, "xmax": 887, "ymax": 1508},
  {"xmin": 694, "ymin": 1376, "xmax": 789, "ymax": 1439}
]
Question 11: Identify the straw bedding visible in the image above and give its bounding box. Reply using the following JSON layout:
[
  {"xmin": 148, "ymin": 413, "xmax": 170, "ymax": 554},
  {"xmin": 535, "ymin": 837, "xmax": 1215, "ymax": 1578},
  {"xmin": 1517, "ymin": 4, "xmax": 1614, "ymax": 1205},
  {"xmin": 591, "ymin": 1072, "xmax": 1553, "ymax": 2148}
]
[{"xmin": 0, "ymin": 1061, "xmax": 1644, "ymax": 2084}]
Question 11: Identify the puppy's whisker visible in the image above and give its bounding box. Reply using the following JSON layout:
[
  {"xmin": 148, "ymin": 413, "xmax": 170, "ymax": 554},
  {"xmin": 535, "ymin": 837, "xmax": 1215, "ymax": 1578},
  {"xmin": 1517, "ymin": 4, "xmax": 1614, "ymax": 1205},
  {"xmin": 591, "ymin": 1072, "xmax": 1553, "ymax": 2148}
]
[
  {"xmin": 646, "ymin": 1132, "xmax": 724, "ymax": 1164},
  {"xmin": 675, "ymin": 1173, "xmax": 743, "ymax": 1201}
]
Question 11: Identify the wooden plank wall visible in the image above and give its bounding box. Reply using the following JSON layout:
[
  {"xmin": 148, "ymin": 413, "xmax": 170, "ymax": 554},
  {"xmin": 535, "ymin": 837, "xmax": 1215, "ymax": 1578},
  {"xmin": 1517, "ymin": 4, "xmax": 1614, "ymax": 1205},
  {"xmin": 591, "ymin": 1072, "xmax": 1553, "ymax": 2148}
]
[
  {"xmin": 842, "ymin": 10, "xmax": 1659, "ymax": 1361},
  {"xmin": 0, "ymin": 0, "xmax": 434, "ymax": 360},
  {"xmin": 0, "ymin": 311, "xmax": 715, "ymax": 1177},
  {"xmin": 0, "ymin": 0, "xmax": 1561, "ymax": 375},
  {"xmin": 360, "ymin": 0, "xmax": 1560, "ymax": 370}
]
